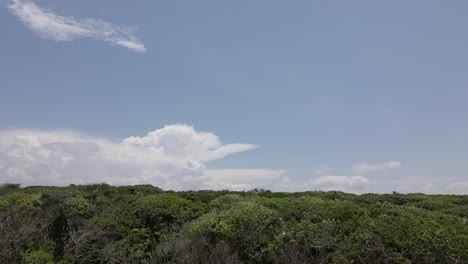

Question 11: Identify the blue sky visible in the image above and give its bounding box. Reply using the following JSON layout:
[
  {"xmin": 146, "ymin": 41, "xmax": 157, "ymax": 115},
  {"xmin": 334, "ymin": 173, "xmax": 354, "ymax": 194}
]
[{"xmin": 0, "ymin": 0, "xmax": 467, "ymax": 193}]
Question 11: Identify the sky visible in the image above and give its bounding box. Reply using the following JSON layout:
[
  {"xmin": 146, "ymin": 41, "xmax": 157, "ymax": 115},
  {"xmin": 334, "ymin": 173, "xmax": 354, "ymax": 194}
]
[{"xmin": 0, "ymin": 0, "xmax": 467, "ymax": 194}]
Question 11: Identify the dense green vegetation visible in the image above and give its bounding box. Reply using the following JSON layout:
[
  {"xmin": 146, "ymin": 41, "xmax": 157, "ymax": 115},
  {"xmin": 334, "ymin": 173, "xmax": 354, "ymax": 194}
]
[{"xmin": 0, "ymin": 183, "xmax": 467, "ymax": 263}]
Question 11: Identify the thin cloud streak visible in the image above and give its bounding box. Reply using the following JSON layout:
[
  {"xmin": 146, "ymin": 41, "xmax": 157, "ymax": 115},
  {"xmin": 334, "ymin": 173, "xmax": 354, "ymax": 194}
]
[
  {"xmin": 274, "ymin": 175, "xmax": 369, "ymax": 194},
  {"xmin": 8, "ymin": 0, "xmax": 145, "ymax": 53},
  {"xmin": 351, "ymin": 161, "xmax": 401, "ymax": 174}
]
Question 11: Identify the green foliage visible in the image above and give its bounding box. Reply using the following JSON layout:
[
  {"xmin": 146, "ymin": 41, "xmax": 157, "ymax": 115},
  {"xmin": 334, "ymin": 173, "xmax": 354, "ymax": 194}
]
[
  {"xmin": 191, "ymin": 200, "xmax": 281, "ymax": 262},
  {"xmin": 23, "ymin": 249, "xmax": 54, "ymax": 264},
  {"xmin": 0, "ymin": 192, "xmax": 42, "ymax": 210},
  {"xmin": 135, "ymin": 193, "xmax": 203, "ymax": 236},
  {"xmin": 208, "ymin": 194, "xmax": 248, "ymax": 211},
  {"xmin": 63, "ymin": 196, "xmax": 93, "ymax": 217},
  {"xmin": 0, "ymin": 183, "xmax": 21, "ymax": 196},
  {"xmin": 0, "ymin": 184, "xmax": 467, "ymax": 263}
]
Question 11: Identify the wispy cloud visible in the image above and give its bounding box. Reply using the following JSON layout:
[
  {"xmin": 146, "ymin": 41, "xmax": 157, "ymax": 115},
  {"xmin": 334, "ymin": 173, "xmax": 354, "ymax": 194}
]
[
  {"xmin": 7, "ymin": 0, "xmax": 145, "ymax": 53},
  {"xmin": 313, "ymin": 165, "xmax": 331, "ymax": 176},
  {"xmin": 273, "ymin": 175, "xmax": 369, "ymax": 194},
  {"xmin": 313, "ymin": 175, "xmax": 369, "ymax": 192},
  {"xmin": 351, "ymin": 161, "xmax": 401, "ymax": 174},
  {"xmin": 204, "ymin": 169, "xmax": 286, "ymax": 191},
  {"xmin": 390, "ymin": 178, "xmax": 468, "ymax": 195}
]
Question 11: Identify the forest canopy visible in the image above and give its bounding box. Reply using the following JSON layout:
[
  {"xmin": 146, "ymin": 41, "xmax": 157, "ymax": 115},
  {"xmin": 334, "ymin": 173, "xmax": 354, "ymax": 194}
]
[{"xmin": 0, "ymin": 183, "xmax": 467, "ymax": 263}]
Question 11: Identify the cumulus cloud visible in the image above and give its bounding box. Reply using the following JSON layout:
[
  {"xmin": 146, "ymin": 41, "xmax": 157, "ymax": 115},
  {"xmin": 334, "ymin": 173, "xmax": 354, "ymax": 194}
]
[
  {"xmin": 121, "ymin": 125, "xmax": 256, "ymax": 162},
  {"xmin": 351, "ymin": 161, "xmax": 401, "ymax": 174},
  {"xmin": 2, "ymin": 126, "xmax": 463, "ymax": 194},
  {"xmin": 7, "ymin": 0, "xmax": 145, "ymax": 53},
  {"xmin": 0, "ymin": 125, "xmax": 282, "ymax": 190}
]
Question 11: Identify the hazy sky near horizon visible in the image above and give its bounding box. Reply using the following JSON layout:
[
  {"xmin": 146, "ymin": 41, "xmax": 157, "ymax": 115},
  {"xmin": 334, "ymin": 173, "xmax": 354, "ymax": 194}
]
[{"xmin": 1, "ymin": 0, "xmax": 467, "ymax": 194}]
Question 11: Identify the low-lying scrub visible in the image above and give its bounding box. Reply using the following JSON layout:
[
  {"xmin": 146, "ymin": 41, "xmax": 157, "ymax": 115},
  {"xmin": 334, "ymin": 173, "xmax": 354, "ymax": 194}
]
[{"xmin": 0, "ymin": 183, "xmax": 466, "ymax": 263}]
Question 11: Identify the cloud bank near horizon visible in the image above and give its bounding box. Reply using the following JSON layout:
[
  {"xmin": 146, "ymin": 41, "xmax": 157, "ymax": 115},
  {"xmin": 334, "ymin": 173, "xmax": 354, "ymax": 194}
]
[
  {"xmin": 273, "ymin": 175, "xmax": 369, "ymax": 194},
  {"xmin": 7, "ymin": 0, "xmax": 145, "ymax": 53},
  {"xmin": 0, "ymin": 125, "xmax": 466, "ymax": 194},
  {"xmin": 0, "ymin": 125, "xmax": 270, "ymax": 190}
]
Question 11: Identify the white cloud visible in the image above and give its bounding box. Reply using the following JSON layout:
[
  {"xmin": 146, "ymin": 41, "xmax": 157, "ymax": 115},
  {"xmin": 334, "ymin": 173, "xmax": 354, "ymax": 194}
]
[
  {"xmin": 121, "ymin": 125, "xmax": 257, "ymax": 162},
  {"xmin": 1, "ymin": 127, "xmax": 464, "ymax": 194},
  {"xmin": 203, "ymin": 169, "xmax": 286, "ymax": 191},
  {"xmin": 394, "ymin": 179, "xmax": 468, "ymax": 195},
  {"xmin": 273, "ymin": 175, "xmax": 369, "ymax": 194},
  {"xmin": 0, "ymin": 125, "xmax": 277, "ymax": 190},
  {"xmin": 395, "ymin": 183, "xmax": 438, "ymax": 194},
  {"xmin": 8, "ymin": 0, "xmax": 145, "ymax": 53},
  {"xmin": 351, "ymin": 161, "xmax": 401, "ymax": 174},
  {"xmin": 313, "ymin": 175, "xmax": 369, "ymax": 192},
  {"xmin": 313, "ymin": 165, "xmax": 330, "ymax": 176},
  {"xmin": 444, "ymin": 181, "xmax": 468, "ymax": 195}
]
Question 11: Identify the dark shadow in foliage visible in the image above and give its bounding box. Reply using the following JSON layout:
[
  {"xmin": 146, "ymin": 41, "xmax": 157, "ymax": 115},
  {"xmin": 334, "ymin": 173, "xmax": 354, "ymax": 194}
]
[{"xmin": 0, "ymin": 183, "xmax": 21, "ymax": 196}]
